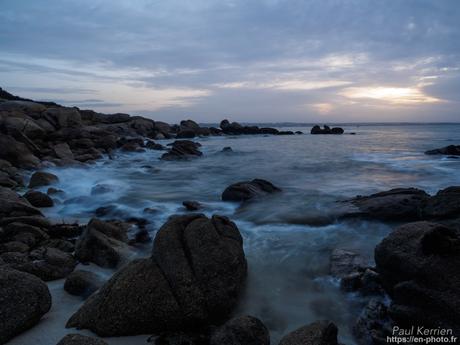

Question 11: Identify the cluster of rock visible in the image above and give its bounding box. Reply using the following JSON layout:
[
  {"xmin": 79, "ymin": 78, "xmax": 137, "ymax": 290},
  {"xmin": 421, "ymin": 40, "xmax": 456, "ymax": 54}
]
[
  {"xmin": 220, "ymin": 119, "xmax": 297, "ymax": 136},
  {"xmin": 330, "ymin": 186, "xmax": 460, "ymax": 343},
  {"xmin": 340, "ymin": 186, "xmax": 460, "ymax": 228},
  {"xmin": 310, "ymin": 125, "xmax": 344, "ymax": 135},
  {"xmin": 425, "ymin": 144, "xmax": 460, "ymax": 157}
]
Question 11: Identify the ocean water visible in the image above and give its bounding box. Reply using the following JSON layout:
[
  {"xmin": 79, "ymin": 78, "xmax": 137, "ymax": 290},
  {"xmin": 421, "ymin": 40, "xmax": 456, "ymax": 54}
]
[{"xmin": 10, "ymin": 123, "xmax": 460, "ymax": 345}]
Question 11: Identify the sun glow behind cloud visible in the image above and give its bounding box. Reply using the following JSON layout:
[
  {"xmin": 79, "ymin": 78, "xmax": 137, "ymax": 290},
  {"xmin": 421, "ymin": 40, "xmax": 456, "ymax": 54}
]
[{"xmin": 340, "ymin": 86, "xmax": 441, "ymax": 105}]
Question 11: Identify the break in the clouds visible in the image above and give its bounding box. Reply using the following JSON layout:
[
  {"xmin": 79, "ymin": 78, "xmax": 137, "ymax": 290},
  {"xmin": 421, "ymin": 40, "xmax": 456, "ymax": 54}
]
[{"xmin": 1, "ymin": 0, "xmax": 460, "ymax": 123}]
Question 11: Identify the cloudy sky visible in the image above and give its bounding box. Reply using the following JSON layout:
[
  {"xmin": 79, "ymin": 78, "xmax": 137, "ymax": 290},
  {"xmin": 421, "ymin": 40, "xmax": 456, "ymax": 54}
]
[{"xmin": 1, "ymin": 0, "xmax": 460, "ymax": 123}]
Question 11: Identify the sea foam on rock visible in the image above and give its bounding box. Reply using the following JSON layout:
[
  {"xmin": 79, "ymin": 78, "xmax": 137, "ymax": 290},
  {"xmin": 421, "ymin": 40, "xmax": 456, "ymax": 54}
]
[{"xmin": 66, "ymin": 214, "xmax": 247, "ymax": 336}]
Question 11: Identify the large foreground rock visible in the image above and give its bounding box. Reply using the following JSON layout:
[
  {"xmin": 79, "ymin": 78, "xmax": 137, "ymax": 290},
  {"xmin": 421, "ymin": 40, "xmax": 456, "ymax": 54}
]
[
  {"xmin": 422, "ymin": 186, "xmax": 460, "ymax": 219},
  {"xmin": 222, "ymin": 179, "xmax": 281, "ymax": 202},
  {"xmin": 342, "ymin": 188, "xmax": 429, "ymax": 221},
  {"xmin": 67, "ymin": 214, "xmax": 247, "ymax": 336},
  {"xmin": 375, "ymin": 222, "xmax": 460, "ymax": 335},
  {"xmin": 210, "ymin": 315, "xmax": 270, "ymax": 345},
  {"xmin": 278, "ymin": 320, "xmax": 338, "ymax": 345},
  {"xmin": 0, "ymin": 186, "xmax": 43, "ymax": 218},
  {"xmin": 0, "ymin": 268, "xmax": 52, "ymax": 344}
]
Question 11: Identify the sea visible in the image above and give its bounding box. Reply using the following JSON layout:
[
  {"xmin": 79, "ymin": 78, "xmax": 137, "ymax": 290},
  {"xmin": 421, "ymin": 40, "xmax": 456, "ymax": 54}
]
[{"xmin": 10, "ymin": 123, "xmax": 460, "ymax": 345}]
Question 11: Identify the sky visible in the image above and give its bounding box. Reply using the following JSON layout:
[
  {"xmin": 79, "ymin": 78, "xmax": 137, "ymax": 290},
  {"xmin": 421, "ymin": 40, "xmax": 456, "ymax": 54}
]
[{"xmin": 1, "ymin": 0, "xmax": 460, "ymax": 123}]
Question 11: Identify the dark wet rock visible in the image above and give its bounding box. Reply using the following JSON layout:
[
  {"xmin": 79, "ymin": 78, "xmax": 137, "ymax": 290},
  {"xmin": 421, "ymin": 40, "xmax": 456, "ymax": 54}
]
[
  {"xmin": 340, "ymin": 268, "xmax": 384, "ymax": 296},
  {"xmin": 260, "ymin": 128, "xmax": 279, "ymax": 135},
  {"xmin": 353, "ymin": 298, "xmax": 392, "ymax": 345},
  {"xmin": 90, "ymin": 184, "xmax": 114, "ymax": 195},
  {"xmin": 222, "ymin": 146, "xmax": 233, "ymax": 152},
  {"xmin": 0, "ymin": 267, "xmax": 52, "ymax": 344},
  {"xmin": 375, "ymin": 221, "xmax": 460, "ymax": 334},
  {"xmin": 0, "ymin": 215, "xmax": 50, "ymax": 229},
  {"xmin": 278, "ymin": 320, "xmax": 338, "ymax": 345},
  {"xmin": 40, "ymin": 239, "xmax": 75, "ymax": 252},
  {"xmin": 425, "ymin": 145, "xmax": 460, "ymax": 156},
  {"xmin": 47, "ymin": 223, "xmax": 83, "ymax": 239},
  {"xmin": 176, "ymin": 129, "xmax": 196, "ymax": 138},
  {"xmin": 210, "ymin": 315, "xmax": 270, "ymax": 345},
  {"xmin": 131, "ymin": 228, "xmax": 152, "ymax": 244},
  {"xmin": 47, "ymin": 187, "xmax": 65, "ymax": 196},
  {"xmin": 146, "ymin": 140, "xmax": 166, "ymax": 150},
  {"xmin": 11, "ymin": 247, "xmax": 77, "ymax": 281},
  {"xmin": 310, "ymin": 125, "xmax": 344, "ymax": 135},
  {"xmin": 44, "ymin": 107, "xmax": 82, "ymax": 128},
  {"xmin": 222, "ymin": 179, "xmax": 281, "ymax": 202},
  {"xmin": 120, "ymin": 141, "xmax": 145, "ymax": 152},
  {"xmin": 0, "ymin": 187, "xmax": 43, "ymax": 218},
  {"xmin": 29, "ymin": 171, "xmax": 59, "ymax": 188},
  {"xmin": 4, "ymin": 222, "xmax": 49, "ymax": 247},
  {"xmin": 183, "ymin": 200, "xmax": 202, "ymax": 211},
  {"xmin": 53, "ymin": 142, "xmax": 75, "ymax": 160},
  {"xmin": 24, "ymin": 190, "xmax": 54, "ymax": 208},
  {"xmin": 161, "ymin": 140, "xmax": 203, "ymax": 160},
  {"xmin": 56, "ymin": 334, "xmax": 108, "ymax": 345},
  {"xmin": 342, "ymin": 188, "xmax": 429, "ymax": 221},
  {"xmin": 220, "ymin": 119, "xmax": 278, "ymax": 136},
  {"xmin": 87, "ymin": 218, "xmax": 129, "ymax": 242},
  {"xmin": 330, "ymin": 248, "xmax": 366, "ymax": 278},
  {"xmin": 64, "ymin": 270, "xmax": 105, "ymax": 298},
  {"xmin": 154, "ymin": 331, "xmax": 209, "ymax": 345},
  {"xmin": 0, "ymin": 135, "xmax": 40, "ymax": 169},
  {"xmin": 67, "ymin": 214, "xmax": 247, "ymax": 336},
  {"xmin": 423, "ymin": 186, "xmax": 460, "ymax": 219},
  {"xmin": 0, "ymin": 241, "xmax": 29, "ymax": 254},
  {"xmin": 295, "ymin": 131, "xmax": 303, "ymax": 134},
  {"xmin": 75, "ymin": 224, "xmax": 130, "ymax": 268}
]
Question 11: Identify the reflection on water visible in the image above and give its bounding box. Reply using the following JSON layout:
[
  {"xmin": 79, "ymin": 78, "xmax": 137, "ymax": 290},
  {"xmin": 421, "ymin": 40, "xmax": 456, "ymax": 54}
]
[{"xmin": 17, "ymin": 124, "xmax": 460, "ymax": 345}]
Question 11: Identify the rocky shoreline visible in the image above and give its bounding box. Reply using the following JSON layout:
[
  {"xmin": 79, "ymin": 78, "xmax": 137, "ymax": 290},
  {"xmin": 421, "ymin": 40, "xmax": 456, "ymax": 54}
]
[{"xmin": 1, "ymin": 87, "xmax": 459, "ymax": 345}]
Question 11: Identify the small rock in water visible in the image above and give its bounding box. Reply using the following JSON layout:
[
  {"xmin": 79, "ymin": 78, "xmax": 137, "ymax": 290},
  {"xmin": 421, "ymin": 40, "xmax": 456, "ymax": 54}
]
[
  {"xmin": 64, "ymin": 269, "xmax": 105, "ymax": 298},
  {"xmin": 91, "ymin": 184, "xmax": 114, "ymax": 195},
  {"xmin": 183, "ymin": 200, "xmax": 202, "ymax": 211},
  {"xmin": 210, "ymin": 315, "xmax": 270, "ymax": 345},
  {"xmin": 221, "ymin": 146, "xmax": 233, "ymax": 152},
  {"xmin": 24, "ymin": 190, "xmax": 54, "ymax": 208},
  {"xmin": 329, "ymin": 248, "xmax": 366, "ymax": 278},
  {"xmin": 28, "ymin": 171, "xmax": 59, "ymax": 188},
  {"xmin": 222, "ymin": 179, "xmax": 281, "ymax": 202},
  {"xmin": 278, "ymin": 320, "xmax": 338, "ymax": 345}
]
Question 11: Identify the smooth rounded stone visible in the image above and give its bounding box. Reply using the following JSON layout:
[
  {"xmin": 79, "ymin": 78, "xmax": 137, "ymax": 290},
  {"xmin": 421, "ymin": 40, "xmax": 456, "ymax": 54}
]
[
  {"xmin": 0, "ymin": 135, "xmax": 40, "ymax": 169},
  {"xmin": 183, "ymin": 200, "xmax": 202, "ymax": 211},
  {"xmin": 329, "ymin": 248, "xmax": 366, "ymax": 278},
  {"xmin": 425, "ymin": 144, "xmax": 460, "ymax": 156},
  {"xmin": 74, "ymin": 225, "xmax": 131, "ymax": 268},
  {"xmin": 0, "ymin": 268, "xmax": 52, "ymax": 344},
  {"xmin": 161, "ymin": 140, "xmax": 203, "ymax": 160},
  {"xmin": 120, "ymin": 142, "xmax": 145, "ymax": 152},
  {"xmin": 176, "ymin": 129, "xmax": 196, "ymax": 138},
  {"xmin": 423, "ymin": 186, "xmax": 460, "ymax": 219},
  {"xmin": 29, "ymin": 171, "xmax": 59, "ymax": 188},
  {"xmin": 210, "ymin": 315, "xmax": 270, "ymax": 345},
  {"xmin": 342, "ymin": 188, "xmax": 429, "ymax": 221},
  {"xmin": 14, "ymin": 247, "xmax": 77, "ymax": 281},
  {"xmin": 64, "ymin": 270, "xmax": 105, "ymax": 298},
  {"xmin": 90, "ymin": 184, "xmax": 114, "ymax": 195},
  {"xmin": 67, "ymin": 214, "xmax": 247, "ymax": 337},
  {"xmin": 0, "ymin": 187, "xmax": 43, "ymax": 218},
  {"xmin": 53, "ymin": 143, "xmax": 75, "ymax": 160},
  {"xmin": 146, "ymin": 140, "xmax": 166, "ymax": 150},
  {"xmin": 221, "ymin": 146, "xmax": 233, "ymax": 152},
  {"xmin": 278, "ymin": 320, "xmax": 338, "ymax": 345},
  {"xmin": 56, "ymin": 334, "xmax": 108, "ymax": 345},
  {"xmin": 47, "ymin": 187, "xmax": 65, "ymax": 196},
  {"xmin": 87, "ymin": 218, "xmax": 129, "ymax": 242},
  {"xmin": 24, "ymin": 190, "xmax": 54, "ymax": 207},
  {"xmin": 375, "ymin": 221, "xmax": 460, "ymax": 334},
  {"xmin": 222, "ymin": 179, "xmax": 281, "ymax": 202}
]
